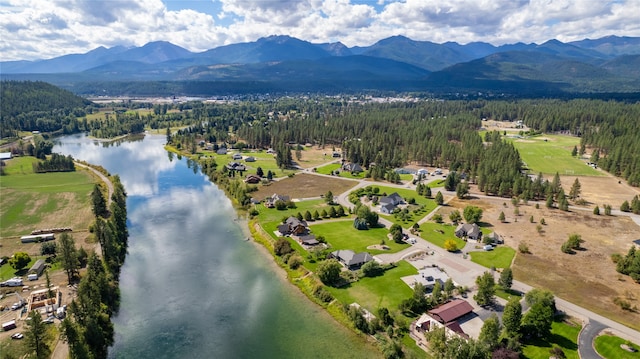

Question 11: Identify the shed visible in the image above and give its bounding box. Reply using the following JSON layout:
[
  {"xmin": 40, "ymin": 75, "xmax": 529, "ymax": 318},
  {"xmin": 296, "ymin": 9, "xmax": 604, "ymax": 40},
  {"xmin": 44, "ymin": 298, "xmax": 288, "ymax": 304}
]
[
  {"xmin": 0, "ymin": 152, "xmax": 12, "ymax": 160},
  {"xmin": 29, "ymin": 259, "xmax": 46, "ymax": 276}
]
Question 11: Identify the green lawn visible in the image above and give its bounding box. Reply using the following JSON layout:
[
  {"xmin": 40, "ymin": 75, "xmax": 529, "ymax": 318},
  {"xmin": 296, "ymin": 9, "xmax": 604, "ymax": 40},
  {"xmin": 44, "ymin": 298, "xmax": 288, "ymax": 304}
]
[
  {"xmin": 0, "ymin": 156, "xmax": 96, "ymax": 237},
  {"xmin": 315, "ymin": 163, "xmax": 365, "ymax": 179},
  {"xmin": 469, "ymin": 246, "xmax": 516, "ymax": 269},
  {"xmin": 326, "ymin": 260, "xmax": 417, "ymax": 315},
  {"xmin": 495, "ymin": 287, "xmax": 523, "ymax": 301},
  {"xmin": 0, "ymin": 255, "xmax": 57, "ymax": 281},
  {"xmin": 594, "ymin": 334, "xmax": 640, "ymax": 359},
  {"xmin": 522, "ymin": 319, "xmax": 581, "ymax": 359},
  {"xmin": 417, "ymin": 222, "xmax": 466, "ymax": 250},
  {"xmin": 254, "ymin": 199, "xmax": 341, "ymax": 223},
  {"xmin": 506, "ymin": 134, "xmax": 603, "ymax": 176},
  {"xmin": 366, "ymin": 185, "xmax": 438, "ymax": 228},
  {"xmin": 310, "ymin": 221, "xmax": 410, "ymax": 254}
]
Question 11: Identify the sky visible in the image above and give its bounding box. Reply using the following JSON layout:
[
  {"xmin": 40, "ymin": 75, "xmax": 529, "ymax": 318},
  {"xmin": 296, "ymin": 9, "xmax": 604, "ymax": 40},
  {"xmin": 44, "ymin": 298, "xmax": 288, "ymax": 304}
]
[{"xmin": 1, "ymin": 0, "xmax": 639, "ymax": 61}]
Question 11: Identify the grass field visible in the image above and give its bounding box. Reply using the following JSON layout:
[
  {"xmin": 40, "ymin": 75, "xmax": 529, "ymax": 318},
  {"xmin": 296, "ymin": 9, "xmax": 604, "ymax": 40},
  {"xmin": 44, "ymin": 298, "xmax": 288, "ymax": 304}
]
[
  {"xmin": 469, "ymin": 246, "xmax": 516, "ymax": 269},
  {"xmin": 417, "ymin": 222, "xmax": 466, "ymax": 250},
  {"xmin": 254, "ymin": 199, "xmax": 337, "ymax": 223},
  {"xmin": 594, "ymin": 334, "xmax": 640, "ymax": 359},
  {"xmin": 326, "ymin": 260, "xmax": 417, "ymax": 315},
  {"xmin": 0, "ymin": 157, "xmax": 96, "ymax": 238},
  {"xmin": 315, "ymin": 163, "xmax": 366, "ymax": 179},
  {"xmin": 506, "ymin": 134, "xmax": 603, "ymax": 176},
  {"xmin": 310, "ymin": 221, "xmax": 410, "ymax": 254},
  {"xmin": 363, "ymin": 185, "xmax": 438, "ymax": 228},
  {"xmin": 522, "ymin": 319, "xmax": 581, "ymax": 359}
]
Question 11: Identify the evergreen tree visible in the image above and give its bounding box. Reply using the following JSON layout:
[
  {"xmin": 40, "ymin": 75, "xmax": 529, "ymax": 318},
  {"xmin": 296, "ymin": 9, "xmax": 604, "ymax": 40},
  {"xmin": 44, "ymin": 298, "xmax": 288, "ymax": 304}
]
[
  {"xmin": 502, "ymin": 298, "xmax": 522, "ymax": 337},
  {"xmin": 498, "ymin": 268, "xmax": 513, "ymax": 289},
  {"xmin": 25, "ymin": 310, "xmax": 50, "ymax": 359},
  {"xmin": 435, "ymin": 191, "xmax": 444, "ymax": 205},
  {"xmin": 91, "ymin": 184, "xmax": 108, "ymax": 218}
]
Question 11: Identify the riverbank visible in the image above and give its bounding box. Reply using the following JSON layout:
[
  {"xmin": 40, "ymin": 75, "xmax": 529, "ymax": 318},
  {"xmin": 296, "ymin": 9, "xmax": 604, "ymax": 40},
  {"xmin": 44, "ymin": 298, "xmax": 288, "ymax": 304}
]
[{"xmin": 164, "ymin": 144, "xmax": 383, "ymax": 356}]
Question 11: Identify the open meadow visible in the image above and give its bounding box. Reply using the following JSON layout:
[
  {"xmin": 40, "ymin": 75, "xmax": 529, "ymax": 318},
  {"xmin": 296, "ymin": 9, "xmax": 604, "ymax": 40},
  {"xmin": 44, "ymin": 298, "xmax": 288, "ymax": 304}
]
[
  {"xmin": 507, "ymin": 134, "xmax": 603, "ymax": 176},
  {"xmin": 0, "ymin": 156, "xmax": 98, "ymax": 272}
]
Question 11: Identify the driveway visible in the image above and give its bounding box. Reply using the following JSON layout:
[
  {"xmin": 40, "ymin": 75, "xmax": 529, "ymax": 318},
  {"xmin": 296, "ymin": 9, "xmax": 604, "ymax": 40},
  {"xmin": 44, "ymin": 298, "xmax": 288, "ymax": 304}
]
[{"xmin": 579, "ymin": 320, "xmax": 606, "ymax": 359}]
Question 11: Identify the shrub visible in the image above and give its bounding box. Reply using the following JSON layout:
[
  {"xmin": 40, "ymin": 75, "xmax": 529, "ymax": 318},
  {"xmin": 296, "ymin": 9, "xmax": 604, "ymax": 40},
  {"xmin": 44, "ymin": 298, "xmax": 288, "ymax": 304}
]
[
  {"xmin": 274, "ymin": 238, "xmax": 293, "ymax": 256},
  {"xmin": 313, "ymin": 285, "xmax": 334, "ymax": 303},
  {"xmin": 518, "ymin": 242, "xmax": 530, "ymax": 254},
  {"xmin": 288, "ymin": 254, "xmax": 303, "ymax": 269},
  {"xmin": 444, "ymin": 239, "xmax": 458, "ymax": 252}
]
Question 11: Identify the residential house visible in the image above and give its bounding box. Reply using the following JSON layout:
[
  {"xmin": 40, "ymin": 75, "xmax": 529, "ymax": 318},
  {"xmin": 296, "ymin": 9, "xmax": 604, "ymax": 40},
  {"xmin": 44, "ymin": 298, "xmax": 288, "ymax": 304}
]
[
  {"xmin": 264, "ymin": 193, "xmax": 290, "ymax": 208},
  {"xmin": 379, "ymin": 192, "xmax": 403, "ymax": 214},
  {"xmin": 226, "ymin": 162, "xmax": 247, "ymax": 171},
  {"xmin": 277, "ymin": 217, "xmax": 309, "ymax": 236},
  {"xmin": 298, "ymin": 234, "xmax": 319, "ymax": 246},
  {"xmin": 414, "ymin": 299, "xmax": 474, "ymax": 340},
  {"xmin": 413, "ymin": 267, "xmax": 450, "ymax": 290},
  {"xmin": 342, "ymin": 162, "xmax": 363, "ymax": 173},
  {"xmin": 245, "ymin": 175, "xmax": 261, "ymax": 184},
  {"xmin": 330, "ymin": 249, "xmax": 373, "ymax": 269},
  {"xmin": 416, "ymin": 168, "xmax": 429, "ymax": 176},
  {"xmin": 485, "ymin": 232, "xmax": 503, "ymax": 245},
  {"xmin": 455, "ymin": 223, "xmax": 482, "ymax": 242},
  {"xmin": 380, "ymin": 203, "xmax": 396, "ymax": 214}
]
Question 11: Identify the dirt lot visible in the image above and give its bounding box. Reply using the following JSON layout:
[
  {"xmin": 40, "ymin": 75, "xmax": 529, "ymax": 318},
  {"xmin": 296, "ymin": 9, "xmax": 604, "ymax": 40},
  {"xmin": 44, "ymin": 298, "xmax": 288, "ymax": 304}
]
[
  {"xmin": 252, "ymin": 173, "xmax": 358, "ymax": 201},
  {"xmin": 446, "ymin": 173, "xmax": 640, "ymax": 330}
]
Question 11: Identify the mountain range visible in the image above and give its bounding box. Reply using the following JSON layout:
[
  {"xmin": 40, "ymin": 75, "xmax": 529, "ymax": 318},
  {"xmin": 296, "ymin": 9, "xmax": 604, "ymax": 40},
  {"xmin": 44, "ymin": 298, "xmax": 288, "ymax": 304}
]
[{"xmin": 2, "ymin": 35, "xmax": 640, "ymax": 96}]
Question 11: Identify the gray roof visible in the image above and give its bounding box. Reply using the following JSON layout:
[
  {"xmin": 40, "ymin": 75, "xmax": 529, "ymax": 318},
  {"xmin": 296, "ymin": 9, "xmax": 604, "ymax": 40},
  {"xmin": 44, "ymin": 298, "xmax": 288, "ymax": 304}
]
[{"xmin": 331, "ymin": 249, "xmax": 373, "ymax": 267}]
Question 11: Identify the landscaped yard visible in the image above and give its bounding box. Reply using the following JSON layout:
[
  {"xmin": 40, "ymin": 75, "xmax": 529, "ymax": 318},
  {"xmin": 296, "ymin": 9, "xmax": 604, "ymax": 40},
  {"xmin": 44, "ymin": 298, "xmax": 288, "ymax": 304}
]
[
  {"xmin": 594, "ymin": 334, "xmax": 640, "ymax": 359},
  {"xmin": 360, "ymin": 185, "xmax": 438, "ymax": 228},
  {"xmin": 315, "ymin": 163, "xmax": 365, "ymax": 179},
  {"xmin": 254, "ymin": 199, "xmax": 341, "ymax": 223},
  {"xmin": 417, "ymin": 222, "xmax": 466, "ymax": 250},
  {"xmin": 522, "ymin": 319, "xmax": 581, "ymax": 359},
  {"xmin": 469, "ymin": 246, "xmax": 516, "ymax": 269},
  {"xmin": 310, "ymin": 220, "xmax": 410, "ymax": 254},
  {"xmin": 326, "ymin": 260, "xmax": 417, "ymax": 315},
  {"xmin": 506, "ymin": 134, "xmax": 603, "ymax": 176}
]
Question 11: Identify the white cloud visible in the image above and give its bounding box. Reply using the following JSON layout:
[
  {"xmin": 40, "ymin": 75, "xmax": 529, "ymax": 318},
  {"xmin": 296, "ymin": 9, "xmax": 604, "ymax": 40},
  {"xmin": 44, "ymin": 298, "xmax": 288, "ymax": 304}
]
[{"xmin": 1, "ymin": 0, "xmax": 639, "ymax": 61}]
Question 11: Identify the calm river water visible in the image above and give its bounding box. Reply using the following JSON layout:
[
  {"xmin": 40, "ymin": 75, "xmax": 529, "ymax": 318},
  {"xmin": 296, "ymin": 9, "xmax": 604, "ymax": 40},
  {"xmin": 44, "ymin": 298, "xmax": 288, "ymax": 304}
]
[{"xmin": 54, "ymin": 134, "xmax": 379, "ymax": 359}]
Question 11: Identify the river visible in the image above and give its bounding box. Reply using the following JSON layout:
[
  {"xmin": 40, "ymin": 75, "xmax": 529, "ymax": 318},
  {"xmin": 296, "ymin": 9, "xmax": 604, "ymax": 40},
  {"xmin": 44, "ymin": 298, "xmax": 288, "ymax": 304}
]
[{"xmin": 54, "ymin": 134, "xmax": 380, "ymax": 359}]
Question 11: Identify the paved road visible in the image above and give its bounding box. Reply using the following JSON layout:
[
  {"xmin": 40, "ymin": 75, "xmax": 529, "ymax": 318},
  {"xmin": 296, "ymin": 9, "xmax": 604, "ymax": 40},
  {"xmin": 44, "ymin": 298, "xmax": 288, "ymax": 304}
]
[{"xmin": 579, "ymin": 320, "xmax": 607, "ymax": 359}]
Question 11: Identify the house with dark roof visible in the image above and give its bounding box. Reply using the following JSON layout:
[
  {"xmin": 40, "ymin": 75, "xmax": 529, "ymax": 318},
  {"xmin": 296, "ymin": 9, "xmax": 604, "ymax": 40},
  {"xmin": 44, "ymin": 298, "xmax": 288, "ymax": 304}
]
[
  {"xmin": 298, "ymin": 234, "xmax": 319, "ymax": 246},
  {"xmin": 226, "ymin": 162, "xmax": 247, "ymax": 171},
  {"xmin": 245, "ymin": 174, "xmax": 261, "ymax": 184},
  {"xmin": 380, "ymin": 203, "xmax": 396, "ymax": 214},
  {"xmin": 379, "ymin": 192, "xmax": 403, "ymax": 214},
  {"xmin": 277, "ymin": 217, "xmax": 309, "ymax": 236},
  {"xmin": 455, "ymin": 223, "xmax": 482, "ymax": 242},
  {"xmin": 330, "ymin": 249, "xmax": 373, "ymax": 270},
  {"xmin": 414, "ymin": 299, "xmax": 474, "ymax": 340},
  {"xmin": 342, "ymin": 162, "xmax": 364, "ymax": 173}
]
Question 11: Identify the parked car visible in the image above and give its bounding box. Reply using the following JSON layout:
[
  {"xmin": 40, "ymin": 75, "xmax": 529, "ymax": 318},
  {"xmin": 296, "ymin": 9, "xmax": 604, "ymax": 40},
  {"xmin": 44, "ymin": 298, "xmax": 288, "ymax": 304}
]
[
  {"xmin": 11, "ymin": 332, "xmax": 24, "ymax": 340},
  {"xmin": 43, "ymin": 316, "xmax": 55, "ymax": 324}
]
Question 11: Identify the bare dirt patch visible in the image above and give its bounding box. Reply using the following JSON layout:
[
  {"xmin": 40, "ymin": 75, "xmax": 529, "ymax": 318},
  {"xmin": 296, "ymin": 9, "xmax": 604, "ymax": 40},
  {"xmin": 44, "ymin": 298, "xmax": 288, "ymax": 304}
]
[
  {"xmin": 293, "ymin": 146, "xmax": 343, "ymax": 169},
  {"xmin": 448, "ymin": 188, "xmax": 640, "ymax": 331},
  {"xmin": 558, "ymin": 175, "xmax": 640, "ymax": 207},
  {"xmin": 481, "ymin": 119, "xmax": 529, "ymax": 132},
  {"xmin": 252, "ymin": 173, "xmax": 357, "ymax": 200}
]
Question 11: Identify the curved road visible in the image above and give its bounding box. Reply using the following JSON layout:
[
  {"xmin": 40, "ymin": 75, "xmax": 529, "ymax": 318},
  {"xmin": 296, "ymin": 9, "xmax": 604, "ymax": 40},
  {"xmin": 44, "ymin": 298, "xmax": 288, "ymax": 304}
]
[
  {"xmin": 579, "ymin": 320, "xmax": 607, "ymax": 359},
  {"xmin": 75, "ymin": 162, "xmax": 113, "ymax": 206},
  {"xmin": 296, "ymin": 169, "xmax": 640, "ymax": 352}
]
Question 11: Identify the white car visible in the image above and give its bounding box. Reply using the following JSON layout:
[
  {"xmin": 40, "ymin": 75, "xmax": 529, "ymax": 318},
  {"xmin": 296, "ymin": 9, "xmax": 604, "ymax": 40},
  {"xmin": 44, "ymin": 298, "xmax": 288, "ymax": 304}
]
[{"xmin": 11, "ymin": 332, "xmax": 24, "ymax": 339}]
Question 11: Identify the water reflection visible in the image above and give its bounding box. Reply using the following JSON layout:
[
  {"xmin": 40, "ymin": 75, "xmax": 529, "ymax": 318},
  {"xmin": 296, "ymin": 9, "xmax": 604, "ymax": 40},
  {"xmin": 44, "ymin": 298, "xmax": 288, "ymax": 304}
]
[{"xmin": 54, "ymin": 134, "xmax": 380, "ymax": 359}]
